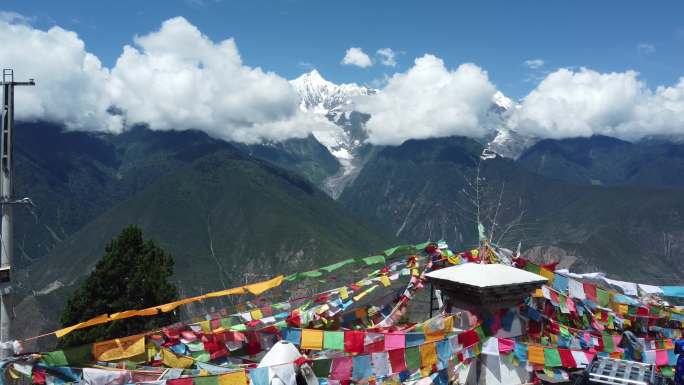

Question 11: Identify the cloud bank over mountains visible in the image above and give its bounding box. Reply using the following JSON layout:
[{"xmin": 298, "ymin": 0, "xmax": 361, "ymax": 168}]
[
  {"xmin": 1, "ymin": 16, "xmax": 338, "ymax": 144},
  {"xmin": 2, "ymin": 15, "xmax": 684, "ymax": 146}
]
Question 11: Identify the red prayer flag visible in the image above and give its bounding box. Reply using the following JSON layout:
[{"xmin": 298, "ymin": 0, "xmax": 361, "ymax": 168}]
[
  {"xmin": 388, "ymin": 348, "xmax": 407, "ymax": 373},
  {"xmin": 32, "ymin": 368, "xmax": 46, "ymax": 385},
  {"xmin": 364, "ymin": 339, "xmax": 385, "ymax": 353},
  {"xmin": 583, "ymin": 283, "xmax": 597, "ymax": 301},
  {"xmin": 458, "ymin": 329, "xmax": 479, "ymax": 348},
  {"xmin": 558, "ymin": 349, "xmax": 576, "ymax": 368},
  {"xmin": 344, "ymin": 330, "xmax": 365, "ymax": 353},
  {"xmin": 498, "ymin": 338, "xmax": 515, "ymax": 354},
  {"xmin": 245, "ymin": 331, "xmax": 262, "ymax": 355}
]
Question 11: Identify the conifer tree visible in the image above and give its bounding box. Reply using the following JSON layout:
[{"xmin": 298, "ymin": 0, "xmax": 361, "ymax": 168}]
[{"xmin": 58, "ymin": 225, "xmax": 178, "ymax": 348}]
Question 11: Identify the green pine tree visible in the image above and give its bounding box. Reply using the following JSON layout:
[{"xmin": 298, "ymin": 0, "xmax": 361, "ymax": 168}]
[{"xmin": 58, "ymin": 225, "xmax": 179, "ymax": 348}]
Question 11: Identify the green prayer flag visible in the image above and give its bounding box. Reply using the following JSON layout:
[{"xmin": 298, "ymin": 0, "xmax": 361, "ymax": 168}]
[
  {"xmin": 544, "ymin": 348, "xmax": 562, "ymax": 367},
  {"xmin": 414, "ymin": 241, "xmax": 431, "ymax": 250},
  {"xmin": 191, "ymin": 351, "xmax": 211, "ymax": 363},
  {"xmin": 313, "ymin": 358, "xmax": 332, "ymax": 377},
  {"xmin": 186, "ymin": 341, "xmax": 204, "ymax": 351},
  {"xmin": 301, "ymin": 270, "xmax": 323, "ymax": 278},
  {"xmin": 602, "ymin": 333, "xmax": 615, "ymax": 352},
  {"xmin": 661, "ymin": 366, "xmax": 674, "ymax": 378},
  {"xmin": 284, "ymin": 273, "xmax": 300, "ymax": 281},
  {"xmin": 524, "ymin": 263, "xmax": 541, "ymax": 274},
  {"xmin": 230, "ymin": 324, "xmax": 247, "ymax": 331},
  {"xmin": 193, "ymin": 376, "xmax": 219, "ymax": 385},
  {"xmin": 42, "ymin": 344, "xmax": 93, "ymax": 366},
  {"xmin": 220, "ymin": 317, "xmax": 232, "ymax": 329},
  {"xmin": 560, "ymin": 325, "xmax": 570, "ymax": 338},
  {"xmin": 597, "ymin": 288, "xmax": 610, "ymax": 307},
  {"xmin": 321, "ymin": 259, "xmax": 355, "ymax": 272},
  {"xmin": 362, "ymin": 255, "xmax": 386, "ymax": 265},
  {"xmin": 475, "ymin": 325, "xmax": 487, "ymax": 340},
  {"xmin": 405, "ymin": 347, "xmax": 421, "ymax": 371},
  {"xmin": 383, "ymin": 246, "xmax": 400, "ymax": 256},
  {"xmin": 323, "ymin": 331, "xmax": 344, "ymax": 350}
]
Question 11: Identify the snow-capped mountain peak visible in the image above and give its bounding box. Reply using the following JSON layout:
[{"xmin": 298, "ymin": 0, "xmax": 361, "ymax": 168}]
[
  {"xmin": 485, "ymin": 91, "xmax": 538, "ymax": 159},
  {"xmin": 290, "ymin": 70, "xmax": 376, "ymax": 114},
  {"xmin": 492, "ymin": 91, "xmax": 514, "ymax": 110}
]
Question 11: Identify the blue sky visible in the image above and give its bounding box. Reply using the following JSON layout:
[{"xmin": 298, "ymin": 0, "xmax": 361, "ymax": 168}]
[{"xmin": 4, "ymin": 0, "xmax": 684, "ymax": 99}]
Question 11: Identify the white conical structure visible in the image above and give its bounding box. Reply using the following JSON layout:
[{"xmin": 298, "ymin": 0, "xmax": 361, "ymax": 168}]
[
  {"xmin": 258, "ymin": 341, "xmax": 319, "ymax": 385},
  {"xmin": 258, "ymin": 341, "xmax": 303, "ymax": 368}
]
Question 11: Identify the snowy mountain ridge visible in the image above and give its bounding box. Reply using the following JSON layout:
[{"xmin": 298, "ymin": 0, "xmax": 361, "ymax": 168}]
[
  {"xmin": 290, "ymin": 69, "xmax": 376, "ymax": 114},
  {"xmin": 290, "ymin": 70, "xmax": 536, "ymax": 196}
]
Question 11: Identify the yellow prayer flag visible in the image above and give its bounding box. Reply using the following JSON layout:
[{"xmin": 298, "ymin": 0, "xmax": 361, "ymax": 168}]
[
  {"xmin": 353, "ymin": 285, "xmax": 378, "ymax": 302},
  {"xmin": 219, "ymin": 371, "xmax": 248, "ymax": 385},
  {"xmin": 146, "ymin": 342, "xmax": 159, "ymax": 362},
  {"xmin": 55, "ymin": 314, "xmax": 110, "ymax": 338},
  {"xmin": 419, "ymin": 342, "xmax": 437, "ymax": 377},
  {"xmin": 301, "ymin": 329, "xmax": 324, "ymax": 350},
  {"xmin": 7, "ymin": 367, "xmax": 20, "ymax": 380},
  {"xmin": 665, "ymin": 339, "xmax": 674, "ymax": 350},
  {"xmin": 528, "ymin": 345, "xmax": 545, "ymax": 365},
  {"xmin": 380, "ymin": 275, "xmax": 391, "ymax": 287},
  {"xmin": 339, "ymin": 287, "xmax": 349, "ymax": 300},
  {"xmin": 161, "ymin": 349, "xmax": 194, "ymax": 369},
  {"xmin": 539, "ymin": 268, "xmax": 555, "ymax": 284},
  {"xmin": 316, "ymin": 304, "xmax": 330, "ymax": 315},
  {"xmin": 250, "ymin": 309, "xmax": 263, "ymax": 321},
  {"xmin": 618, "ymin": 305, "xmax": 628, "ymax": 315},
  {"xmin": 244, "ymin": 275, "xmax": 284, "ymax": 296},
  {"xmin": 533, "ymin": 289, "xmax": 544, "ymax": 298},
  {"xmin": 92, "ymin": 334, "xmax": 145, "ymax": 362},
  {"xmin": 424, "ymin": 316, "xmax": 453, "ymax": 343},
  {"xmin": 200, "ymin": 320, "xmax": 211, "ymax": 333}
]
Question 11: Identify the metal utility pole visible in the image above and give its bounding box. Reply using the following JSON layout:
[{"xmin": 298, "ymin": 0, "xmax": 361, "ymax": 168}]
[{"xmin": 0, "ymin": 69, "xmax": 34, "ymax": 358}]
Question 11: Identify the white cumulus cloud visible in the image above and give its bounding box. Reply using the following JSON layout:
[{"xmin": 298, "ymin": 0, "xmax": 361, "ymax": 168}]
[
  {"xmin": 109, "ymin": 17, "xmax": 337, "ymax": 143},
  {"xmin": 341, "ymin": 47, "xmax": 373, "ymax": 68},
  {"xmin": 509, "ymin": 67, "xmax": 684, "ymax": 140},
  {"xmin": 0, "ymin": 16, "xmax": 122, "ymax": 132},
  {"xmin": 355, "ymin": 54, "xmax": 497, "ymax": 145},
  {"xmin": 376, "ymin": 48, "xmax": 397, "ymax": 67},
  {"xmin": 0, "ymin": 15, "xmax": 338, "ymax": 144}
]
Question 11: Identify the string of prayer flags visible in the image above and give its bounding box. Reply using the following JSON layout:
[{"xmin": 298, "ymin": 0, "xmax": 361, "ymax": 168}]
[{"xmin": 55, "ymin": 275, "xmax": 284, "ymax": 338}]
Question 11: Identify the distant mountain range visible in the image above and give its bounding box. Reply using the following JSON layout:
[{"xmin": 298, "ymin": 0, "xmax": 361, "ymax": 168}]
[{"xmin": 9, "ymin": 69, "xmax": 684, "ymax": 345}]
